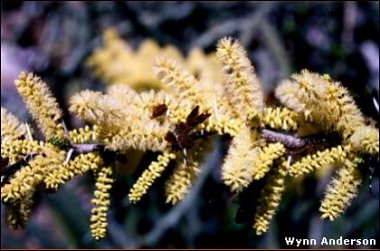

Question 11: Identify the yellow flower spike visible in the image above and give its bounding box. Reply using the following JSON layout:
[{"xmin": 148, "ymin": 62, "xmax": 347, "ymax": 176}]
[
  {"xmin": 153, "ymin": 58, "xmax": 210, "ymax": 114},
  {"xmin": 168, "ymin": 106, "xmax": 192, "ymax": 125},
  {"xmin": 86, "ymin": 28, "xmax": 134, "ymax": 84},
  {"xmin": 1, "ymin": 139, "xmax": 43, "ymax": 163},
  {"xmin": 2, "ymin": 36, "xmax": 378, "ymax": 240},
  {"xmin": 161, "ymin": 45, "xmax": 184, "ymax": 63},
  {"xmin": 44, "ymin": 152, "xmax": 103, "ymax": 190},
  {"xmin": 327, "ymin": 81, "xmax": 365, "ymax": 139},
  {"xmin": 164, "ymin": 159, "xmax": 200, "ymax": 205},
  {"xmin": 216, "ymin": 37, "xmax": 264, "ymax": 123},
  {"xmin": 138, "ymin": 89, "xmax": 172, "ymax": 110},
  {"xmin": 69, "ymin": 125, "xmax": 100, "ymax": 144},
  {"xmin": 253, "ymin": 158, "xmax": 288, "ymax": 235},
  {"xmin": 104, "ymin": 124, "xmax": 169, "ymax": 152},
  {"xmin": 103, "ymin": 28, "xmax": 131, "ymax": 49},
  {"xmin": 204, "ymin": 115, "xmax": 242, "ymax": 137},
  {"xmin": 186, "ymin": 48, "xmax": 224, "ymax": 84},
  {"xmin": 186, "ymin": 48, "xmax": 208, "ymax": 79},
  {"xmin": 14, "ymin": 72, "xmax": 65, "ymax": 140},
  {"xmin": 288, "ymin": 145, "xmax": 349, "ymax": 177},
  {"xmin": 107, "ymin": 84, "xmax": 143, "ymax": 111},
  {"xmin": 319, "ymin": 158, "xmax": 362, "ymax": 221},
  {"xmin": 129, "ymin": 150, "xmax": 176, "ymax": 203},
  {"xmin": 87, "ymin": 29, "xmax": 224, "ymax": 92},
  {"xmin": 69, "ymin": 90, "xmax": 126, "ymax": 130},
  {"xmin": 222, "ymin": 126, "xmax": 257, "ymax": 192},
  {"xmin": 1, "ymin": 107, "xmax": 27, "ymax": 141},
  {"xmin": 70, "ymin": 88, "xmax": 170, "ymax": 153},
  {"xmin": 276, "ymin": 70, "xmax": 365, "ymax": 139},
  {"xmin": 137, "ymin": 88, "xmax": 177, "ymax": 125},
  {"xmin": 349, "ymin": 125, "xmax": 379, "ymax": 155},
  {"xmin": 252, "ymin": 143, "xmax": 286, "ymax": 180},
  {"xmin": 1, "ymin": 145, "xmax": 65, "ymax": 203},
  {"xmin": 164, "ymin": 140, "xmax": 211, "ymax": 204},
  {"xmin": 90, "ymin": 166, "xmax": 114, "ymax": 241},
  {"xmin": 261, "ymin": 107, "xmax": 299, "ymax": 131},
  {"xmin": 136, "ymin": 39, "xmax": 160, "ymax": 57},
  {"xmin": 275, "ymin": 79, "xmax": 307, "ymax": 115},
  {"xmin": 5, "ymin": 192, "xmax": 33, "ymax": 229},
  {"xmin": 87, "ymin": 29, "xmax": 185, "ymax": 91}
]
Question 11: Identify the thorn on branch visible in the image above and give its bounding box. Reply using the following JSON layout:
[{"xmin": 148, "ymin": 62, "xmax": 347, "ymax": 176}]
[
  {"xmin": 62, "ymin": 120, "xmax": 71, "ymax": 143},
  {"xmin": 64, "ymin": 148, "xmax": 75, "ymax": 165},
  {"xmin": 25, "ymin": 122, "xmax": 34, "ymax": 141}
]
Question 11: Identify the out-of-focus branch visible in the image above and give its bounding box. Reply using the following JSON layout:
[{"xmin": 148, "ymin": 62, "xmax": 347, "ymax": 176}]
[
  {"xmin": 259, "ymin": 20, "xmax": 291, "ymax": 79},
  {"xmin": 188, "ymin": 3, "xmax": 274, "ymax": 50},
  {"xmin": 107, "ymin": 214, "xmax": 137, "ymax": 248}
]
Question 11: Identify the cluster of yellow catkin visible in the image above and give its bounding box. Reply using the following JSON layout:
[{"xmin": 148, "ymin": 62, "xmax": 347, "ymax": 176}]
[
  {"xmin": 1, "ymin": 73, "xmax": 109, "ymax": 239},
  {"xmin": 1, "ymin": 30, "xmax": 378, "ymax": 242},
  {"xmin": 81, "ymin": 32, "xmax": 379, "ymax": 236}
]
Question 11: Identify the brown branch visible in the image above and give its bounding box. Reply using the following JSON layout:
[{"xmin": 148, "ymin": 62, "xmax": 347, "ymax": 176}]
[
  {"xmin": 261, "ymin": 129, "xmax": 340, "ymax": 155},
  {"xmin": 261, "ymin": 129, "xmax": 307, "ymax": 148}
]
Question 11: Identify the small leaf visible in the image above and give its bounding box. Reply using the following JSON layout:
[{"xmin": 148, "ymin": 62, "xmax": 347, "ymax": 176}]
[{"xmin": 151, "ymin": 104, "xmax": 168, "ymax": 118}]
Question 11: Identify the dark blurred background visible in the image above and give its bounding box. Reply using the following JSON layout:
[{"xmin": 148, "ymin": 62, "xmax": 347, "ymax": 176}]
[{"xmin": 1, "ymin": 1, "xmax": 379, "ymax": 249}]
